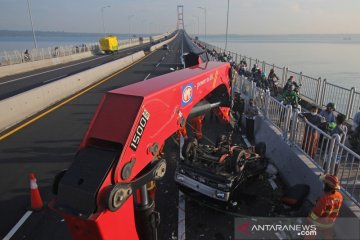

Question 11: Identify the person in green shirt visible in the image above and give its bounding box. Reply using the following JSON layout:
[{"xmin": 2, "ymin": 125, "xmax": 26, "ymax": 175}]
[{"xmin": 281, "ymin": 85, "xmax": 299, "ymax": 109}]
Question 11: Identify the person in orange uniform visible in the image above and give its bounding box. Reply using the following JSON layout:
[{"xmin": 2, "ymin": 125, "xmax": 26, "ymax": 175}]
[
  {"xmin": 306, "ymin": 174, "xmax": 343, "ymax": 240},
  {"xmin": 190, "ymin": 115, "xmax": 205, "ymax": 141}
]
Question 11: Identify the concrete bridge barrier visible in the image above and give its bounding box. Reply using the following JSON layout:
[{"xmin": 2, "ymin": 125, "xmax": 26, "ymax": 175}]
[
  {"xmin": 150, "ymin": 32, "xmax": 178, "ymax": 52},
  {"xmin": 0, "ymin": 51, "xmax": 94, "ymax": 78},
  {"xmin": 0, "ymin": 51, "xmax": 146, "ymax": 132}
]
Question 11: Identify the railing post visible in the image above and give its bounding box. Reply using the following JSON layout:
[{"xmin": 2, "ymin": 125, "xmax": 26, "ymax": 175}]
[
  {"xmin": 345, "ymin": 87, "xmax": 356, "ymax": 120},
  {"xmin": 283, "ymin": 105, "xmax": 292, "ymax": 140},
  {"xmin": 289, "ymin": 108, "xmax": 300, "ymax": 144},
  {"xmin": 249, "ymin": 58, "xmax": 252, "ymax": 68},
  {"xmin": 41, "ymin": 48, "xmax": 45, "ymax": 60},
  {"xmin": 325, "ymin": 134, "xmax": 338, "ymax": 173},
  {"xmin": 329, "ymin": 134, "xmax": 341, "ymax": 175},
  {"xmin": 299, "ymin": 72, "xmax": 303, "ymax": 96},
  {"xmin": 315, "ymin": 77, "xmax": 322, "ymax": 105},
  {"xmin": 4, "ymin": 51, "xmax": 9, "ymax": 64},
  {"xmin": 319, "ymin": 79, "xmax": 327, "ymax": 108},
  {"xmin": 265, "ymin": 91, "xmax": 271, "ymax": 119},
  {"xmin": 250, "ymin": 80, "xmax": 255, "ymax": 99}
]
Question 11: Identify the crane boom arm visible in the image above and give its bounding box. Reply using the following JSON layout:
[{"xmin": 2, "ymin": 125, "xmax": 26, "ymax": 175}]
[{"xmin": 52, "ymin": 61, "xmax": 231, "ymax": 240}]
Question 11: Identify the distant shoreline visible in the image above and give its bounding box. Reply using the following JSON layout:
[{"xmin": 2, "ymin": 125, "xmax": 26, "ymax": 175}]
[{"xmin": 0, "ymin": 30, "xmax": 359, "ymax": 38}]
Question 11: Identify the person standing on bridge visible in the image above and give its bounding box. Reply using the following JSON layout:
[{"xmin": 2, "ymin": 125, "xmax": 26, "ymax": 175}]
[
  {"xmin": 349, "ymin": 108, "xmax": 360, "ymax": 153},
  {"xmin": 245, "ymin": 99, "xmax": 259, "ymax": 144},
  {"xmin": 268, "ymin": 69, "xmax": 279, "ymax": 96},
  {"xmin": 330, "ymin": 114, "xmax": 347, "ymax": 175},
  {"xmin": 300, "ymin": 106, "xmax": 324, "ymax": 158},
  {"xmin": 281, "ymin": 85, "xmax": 299, "ymax": 109},
  {"xmin": 284, "ymin": 76, "xmax": 300, "ymax": 93},
  {"xmin": 232, "ymin": 92, "xmax": 245, "ymax": 132},
  {"xmin": 306, "ymin": 174, "xmax": 343, "ymax": 240},
  {"xmin": 319, "ymin": 103, "xmax": 337, "ymax": 128}
]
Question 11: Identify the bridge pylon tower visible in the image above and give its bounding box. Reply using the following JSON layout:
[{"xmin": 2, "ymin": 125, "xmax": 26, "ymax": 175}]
[{"xmin": 177, "ymin": 5, "xmax": 184, "ymax": 30}]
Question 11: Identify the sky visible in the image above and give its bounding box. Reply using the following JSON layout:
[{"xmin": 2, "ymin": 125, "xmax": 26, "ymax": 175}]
[{"xmin": 0, "ymin": 0, "xmax": 359, "ymax": 35}]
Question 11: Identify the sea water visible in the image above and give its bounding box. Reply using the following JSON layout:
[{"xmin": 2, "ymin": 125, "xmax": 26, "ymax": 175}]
[
  {"xmin": 204, "ymin": 34, "xmax": 360, "ymax": 90},
  {"xmin": 0, "ymin": 32, "xmax": 359, "ymax": 90}
]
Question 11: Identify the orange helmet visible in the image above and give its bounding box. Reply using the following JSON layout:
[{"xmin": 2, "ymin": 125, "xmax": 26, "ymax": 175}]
[{"xmin": 320, "ymin": 174, "xmax": 340, "ymax": 190}]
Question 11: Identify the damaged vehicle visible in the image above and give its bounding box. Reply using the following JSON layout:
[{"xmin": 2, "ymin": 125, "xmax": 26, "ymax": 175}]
[{"xmin": 175, "ymin": 132, "xmax": 268, "ymax": 202}]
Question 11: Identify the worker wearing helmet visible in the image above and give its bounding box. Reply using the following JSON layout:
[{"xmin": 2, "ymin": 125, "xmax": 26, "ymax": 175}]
[{"xmin": 306, "ymin": 174, "xmax": 343, "ymax": 240}]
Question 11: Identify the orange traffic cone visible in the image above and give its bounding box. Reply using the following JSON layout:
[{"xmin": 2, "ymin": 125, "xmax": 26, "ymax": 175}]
[{"xmin": 29, "ymin": 173, "xmax": 43, "ymax": 211}]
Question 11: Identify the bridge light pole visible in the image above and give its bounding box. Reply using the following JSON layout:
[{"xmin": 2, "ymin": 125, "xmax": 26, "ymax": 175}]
[
  {"xmin": 197, "ymin": 6, "xmax": 207, "ymax": 41},
  {"xmin": 225, "ymin": 0, "xmax": 230, "ymax": 51},
  {"xmin": 128, "ymin": 14, "xmax": 134, "ymax": 43},
  {"xmin": 101, "ymin": 5, "xmax": 111, "ymax": 35},
  {"xmin": 26, "ymin": 0, "xmax": 37, "ymax": 48}
]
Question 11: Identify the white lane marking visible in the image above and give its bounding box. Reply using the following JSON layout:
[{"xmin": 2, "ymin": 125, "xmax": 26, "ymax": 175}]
[
  {"xmin": 155, "ymin": 62, "xmax": 161, "ymax": 68},
  {"xmin": 144, "ymin": 73, "xmax": 151, "ymax": 80},
  {"xmin": 42, "ymin": 75, "xmax": 67, "ymax": 84},
  {"xmin": 178, "ymin": 191, "xmax": 186, "ymax": 240},
  {"xmin": 0, "ymin": 55, "xmax": 107, "ymax": 85},
  {"xmin": 161, "ymin": 56, "xmax": 165, "ymax": 61},
  {"xmin": 3, "ymin": 210, "xmax": 32, "ymax": 240},
  {"xmin": 0, "ymin": 43, "xmax": 148, "ymax": 86}
]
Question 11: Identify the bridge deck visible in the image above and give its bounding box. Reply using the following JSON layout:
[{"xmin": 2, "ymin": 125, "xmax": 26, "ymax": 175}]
[{"xmin": 0, "ymin": 32, "xmax": 186, "ymax": 239}]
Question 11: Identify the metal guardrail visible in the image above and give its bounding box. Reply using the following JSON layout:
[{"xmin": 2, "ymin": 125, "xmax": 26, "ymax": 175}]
[
  {"xmin": 200, "ymin": 41, "xmax": 360, "ymax": 121},
  {"xmin": 0, "ymin": 31, "xmax": 175, "ymax": 67},
  {"xmin": 235, "ymin": 74, "xmax": 360, "ymax": 206},
  {"xmin": 0, "ymin": 42, "xmax": 100, "ymax": 66}
]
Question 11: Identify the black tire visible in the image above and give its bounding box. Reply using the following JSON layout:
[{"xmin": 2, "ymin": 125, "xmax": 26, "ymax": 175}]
[
  {"xmin": 229, "ymin": 149, "xmax": 244, "ymax": 173},
  {"xmin": 255, "ymin": 142, "xmax": 266, "ymax": 156},
  {"xmin": 182, "ymin": 138, "xmax": 198, "ymax": 162}
]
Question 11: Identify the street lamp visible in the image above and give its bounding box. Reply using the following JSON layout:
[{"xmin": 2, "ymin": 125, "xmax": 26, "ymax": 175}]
[
  {"xmin": 192, "ymin": 15, "xmax": 200, "ymax": 36},
  {"xmin": 26, "ymin": 0, "xmax": 37, "ymax": 48},
  {"xmin": 225, "ymin": 0, "xmax": 230, "ymax": 51},
  {"xmin": 101, "ymin": 5, "xmax": 111, "ymax": 35},
  {"xmin": 128, "ymin": 14, "xmax": 134, "ymax": 43},
  {"xmin": 197, "ymin": 6, "xmax": 207, "ymax": 41}
]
